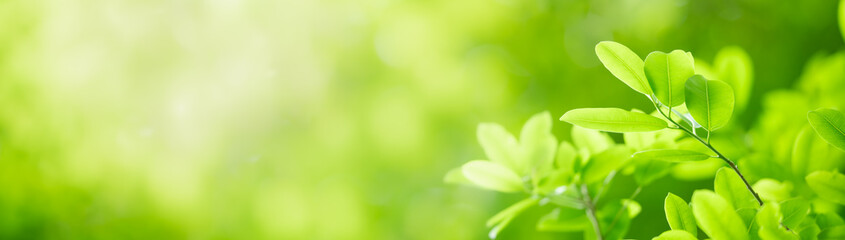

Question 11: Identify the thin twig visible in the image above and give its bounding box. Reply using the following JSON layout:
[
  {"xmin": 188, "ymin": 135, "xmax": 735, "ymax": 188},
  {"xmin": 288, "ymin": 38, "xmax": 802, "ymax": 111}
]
[
  {"xmin": 580, "ymin": 184, "xmax": 604, "ymax": 240},
  {"xmin": 655, "ymin": 106, "xmax": 764, "ymax": 206}
]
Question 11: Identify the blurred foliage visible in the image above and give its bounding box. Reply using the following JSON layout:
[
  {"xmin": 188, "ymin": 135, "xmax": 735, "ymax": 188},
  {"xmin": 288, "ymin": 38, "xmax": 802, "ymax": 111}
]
[{"xmin": 0, "ymin": 0, "xmax": 842, "ymax": 239}]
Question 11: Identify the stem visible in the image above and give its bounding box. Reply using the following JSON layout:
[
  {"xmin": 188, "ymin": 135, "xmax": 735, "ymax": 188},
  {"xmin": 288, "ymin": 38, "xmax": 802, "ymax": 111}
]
[
  {"xmin": 580, "ymin": 184, "xmax": 604, "ymax": 240},
  {"xmin": 655, "ymin": 107, "xmax": 764, "ymax": 206}
]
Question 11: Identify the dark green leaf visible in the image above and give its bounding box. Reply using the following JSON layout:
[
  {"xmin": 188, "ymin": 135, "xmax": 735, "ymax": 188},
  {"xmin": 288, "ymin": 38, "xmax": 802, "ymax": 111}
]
[
  {"xmin": 645, "ymin": 50, "xmax": 695, "ymax": 107},
  {"xmin": 595, "ymin": 41, "xmax": 652, "ymax": 95},
  {"xmin": 560, "ymin": 108, "xmax": 667, "ymax": 133},
  {"xmin": 807, "ymin": 108, "xmax": 845, "ymax": 152},
  {"xmin": 685, "ymin": 75, "xmax": 735, "ymax": 131}
]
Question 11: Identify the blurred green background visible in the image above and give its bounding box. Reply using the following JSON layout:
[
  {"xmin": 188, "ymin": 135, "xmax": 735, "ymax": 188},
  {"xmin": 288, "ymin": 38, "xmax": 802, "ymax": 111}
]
[{"xmin": 0, "ymin": 0, "xmax": 842, "ymax": 239}]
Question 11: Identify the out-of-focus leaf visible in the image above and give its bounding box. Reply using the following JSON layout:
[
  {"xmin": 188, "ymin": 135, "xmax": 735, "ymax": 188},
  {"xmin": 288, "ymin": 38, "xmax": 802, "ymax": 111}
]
[
  {"xmin": 645, "ymin": 50, "xmax": 695, "ymax": 107},
  {"xmin": 714, "ymin": 167, "xmax": 759, "ymax": 210},
  {"xmin": 671, "ymin": 158, "xmax": 723, "ymax": 181},
  {"xmin": 752, "ymin": 179, "xmax": 793, "ymax": 203},
  {"xmin": 477, "ymin": 123, "xmax": 524, "ymax": 174},
  {"xmin": 806, "ymin": 171, "xmax": 845, "ymax": 205},
  {"xmin": 792, "ymin": 126, "xmax": 834, "ymax": 178},
  {"xmin": 545, "ymin": 184, "xmax": 585, "ymax": 209},
  {"xmin": 571, "ymin": 126, "xmax": 615, "ymax": 157},
  {"xmin": 461, "ymin": 160, "xmax": 524, "ymax": 192},
  {"xmin": 664, "ymin": 193, "xmax": 697, "ymax": 237},
  {"xmin": 756, "ymin": 202, "xmax": 798, "ymax": 240},
  {"xmin": 685, "ymin": 75, "xmax": 735, "ymax": 131},
  {"xmin": 595, "ymin": 200, "xmax": 636, "ymax": 240},
  {"xmin": 625, "ymin": 130, "xmax": 657, "ymax": 151},
  {"xmin": 595, "ymin": 41, "xmax": 652, "ymax": 96},
  {"xmin": 486, "ymin": 198, "xmax": 538, "ymax": 227},
  {"xmin": 536, "ymin": 207, "xmax": 589, "ymax": 232},
  {"xmin": 556, "ymin": 141, "xmax": 577, "ymax": 170},
  {"xmin": 797, "ymin": 217, "xmax": 821, "ymax": 240},
  {"xmin": 634, "ymin": 149, "xmax": 711, "ymax": 162},
  {"xmin": 581, "ymin": 146, "xmax": 633, "ymax": 183},
  {"xmin": 714, "ymin": 46, "xmax": 754, "ymax": 112},
  {"xmin": 694, "ymin": 58, "xmax": 718, "ymax": 79},
  {"xmin": 561, "ymin": 108, "xmax": 667, "ymax": 133},
  {"xmin": 520, "ymin": 111, "xmax": 558, "ymax": 174},
  {"xmin": 840, "ymin": 0, "xmax": 845, "ymax": 42},
  {"xmin": 444, "ymin": 167, "xmax": 470, "ymax": 184},
  {"xmin": 691, "ymin": 190, "xmax": 748, "ymax": 240},
  {"xmin": 820, "ymin": 226, "xmax": 845, "ymax": 240},
  {"xmin": 652, "ymin": 230, "xmax": 697, "ymax": 240},
  {"xmin": 633, "ymin": 157, "xmax": 671, "ymax": 186},
  {"xmin": 817, "ymin": 212, "xmax": 845, "ymax": 230},
  {"xmin": 736, "ymin": 208, "xmax": 759, "ymax": 240},
  {"xmin": 807, "ymin": 108, "xmax": 845, "ymax": 152},
  {"xmin": 780, "ymin": 199, "xmax": 810, "ymax": 230}
]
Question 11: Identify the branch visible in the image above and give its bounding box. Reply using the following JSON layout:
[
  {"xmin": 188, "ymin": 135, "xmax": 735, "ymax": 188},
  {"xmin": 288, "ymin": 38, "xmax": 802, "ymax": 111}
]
[{"xmin": 580, "ymin": 184, "xmax": 604, "ymax": 240}]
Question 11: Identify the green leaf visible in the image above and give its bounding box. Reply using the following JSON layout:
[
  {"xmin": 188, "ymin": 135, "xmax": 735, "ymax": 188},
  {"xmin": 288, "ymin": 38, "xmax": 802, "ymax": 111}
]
[
  {"xmin": 645, "ymin": 50, "xmax": 695, "ymax": 107},
  {"xmin": 444, "ymin": 167, "xmax": 471, "ymax": 184},
  {"xmin": 792, "ymin": 126, "xmax": 831, "ymax": 178},
  {"xmin": 461, "ymin": 160, "xmax": 524, "ymax": 192},
  {"xmin": 633, "ymin": 157, "xmax": 671, "ymax": 186},
  {"xmin": 520, "ymin": 111, "xmax": 558, "ymax": 173},
  {"xmin": 555, "ymin": 141, "xmax": 577, "ymax": 170},
  {"xmin": 736, "ymin": 208, "xmax": 759, "ymax": 239},
  {"xmin": 634, "ymin": 149, "xmax": 711, "ymax": 162},
  {"xmin": 780, "ymin": 199, "xmax": 810, "ymax": 230},
  {"xmin": 486, "ymin": 198, "xmax": 538, "ymax": 227},
  {"xmin": 817, "ymin": 212, "xmax": 845, "ymax": 230},
  {"xmin": 477, "ymin": 123, "xmax": 523, "ymax": 174},
  {"xmin": 840, "ymin": 0, "xmax": 845, "ymax": 43},
  {"xmin": 714, "ymin": 46, "xmax": 754, "ymax": 112},
  {"xmin": 536, "ymin": 207, "xmax": 589, "ymax": 232},
  {"xmin": 756, "ymin": 202, "xmax": 799, "ymax": 240},
  {"xmin": 714, "ymin": 167, "xmax": 759, "ymax": 210},
  {"xmin": 652, "ymin": 230, "xmax": 697, "ymax": 240},
  {"xmin": 752, "ymin": 179, "xmax": 793, "ymax": 203},
  {"xmin": 571, "ymin": 126, "xmax": 614, "ymax": 156},
  {"xmin": 820, "ymin": 226, "xmax": 845, "ymax": 240},
  {"xmin": 807, "ymin": 108, "xmax": 845, "ymax": 152},
  {"xmin": 797, "ymin": 217, "xmax": 821, "ymax": 240},
  {"xmin": 806, "ymin": 171, "xmax": 845, "ymax": 205},
  {"xmin": 581, "ymin": 146, "xmax": 633, "ymax": 183},
  {"xmin": 560, "ymin": 108, "xmax": 667, "ymax": 133},
  {"xmin": 624, "ymin": 130, "xmax": 657, "ymax": 151},
  {"xmin": 685, "ymin": 75, "xmax": 735, "ymax": 131},
  {"xmin": 595, "ymin": 41, "xmax": 652, "ymax": 95},
  {"xmin": 664, "ymin": 193, "xmax": 698, "ymax": 237},
  {"xmin": 691, "ymin": 190, "xmax": 749, "ymax": 240}
]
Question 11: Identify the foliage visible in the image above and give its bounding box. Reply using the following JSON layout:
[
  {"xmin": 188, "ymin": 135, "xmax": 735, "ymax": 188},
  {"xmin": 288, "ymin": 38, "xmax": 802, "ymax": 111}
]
[{"xmin": 447, "ymin": 38, "xmax": 845, "ymax": 239}]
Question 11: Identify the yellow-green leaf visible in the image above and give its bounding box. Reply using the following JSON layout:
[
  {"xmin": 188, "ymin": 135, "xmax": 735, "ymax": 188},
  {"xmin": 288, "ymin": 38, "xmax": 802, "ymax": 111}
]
[
  {"xmin": 664, "ymin": 193, "xmax": 698, "ymax": 237},
  {"xmin": 806, "ymin": 171, "xmax": 845, "ymax": 205},
  {"xmin": 462, "ymin": 160, "xmax": 524, "ymax": 192},
  {"xmin": 645, "ymin": 50, "xmax": 695, "ymax": 107},
  {"xmin": 691, "ymin": 190, "xmax": 748, "ymax": 240},
  {"xmin": 477, "ymin": 123, "xmax": 523, "ymax": 173},
  {"xmin": 685, "ymin": 75, "xmax": 735, "ymax": 131},
  {"xmin": 560, "ymin": 108, "xmax": 667, "ymax": 133},
  {"xmin": 714, "ymin": 46, "xmax": 754, "ymax": 112},
  {"xmin": 807, "ymin": 108, "xmax": 845, "ymax": 152},
  {"xmin": 714, "ymin": 167, "xmax": 759, "ymax": 210},
  {"xmin": 652, "ymin": 230, "xmax": 697, "ymax": 240},
  {"xmin": 581, "ymin": 146, "xmax": 633, "ymax": 183},
  {"xmin": 595, "ymin": 41, "xmax": 652, "ymax": 95}
]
